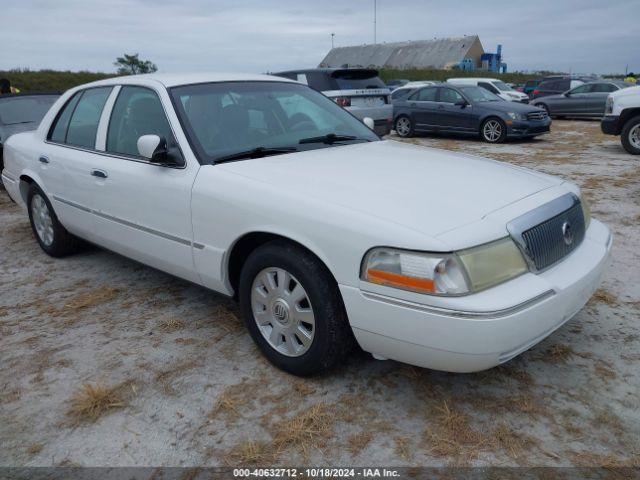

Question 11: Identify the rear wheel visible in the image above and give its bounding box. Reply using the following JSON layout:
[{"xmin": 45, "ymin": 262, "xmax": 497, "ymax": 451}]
[
  {"xmin": 480, "ymin": 118, "xmax": 507, "ymax": 143},
  {"xmin": 239, "ymin": 241, "xmax": 354, "ymax": 376},
  {"xmin": 394, "ymin": 116, "xmax": 414, "ymax": 138},
  {"xmin": 535, "ymin": 103, "xmax": 549, "ymax": 115},
  {"xmin": 27, "ymin": 184, "xmax": 80, "ymax": 257},
  {"xmin": 621, "ymin": 116, "xmax": 640, "ymax": 155}
]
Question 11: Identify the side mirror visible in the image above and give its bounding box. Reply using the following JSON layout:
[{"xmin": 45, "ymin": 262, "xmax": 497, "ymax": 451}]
[
  {"xmin": 454, "ymin": 99, "xmax": 468, "ymax": 107},
  {"xmin": 363, "ymin": 117, "xmax": 375, "ymax": 130},
  {"xmin": 564, "ymin": 92, "xmax": 571, "ymax": 97},
  {"xmin": 137, "ymin": 135, "xmax": 169, "ymax": 163}
]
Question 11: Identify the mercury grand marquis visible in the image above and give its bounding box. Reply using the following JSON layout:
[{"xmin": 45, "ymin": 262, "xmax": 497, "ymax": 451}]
[{"xmin": 1, "ymin": 73, "xmax": 612, "ymax": 375}]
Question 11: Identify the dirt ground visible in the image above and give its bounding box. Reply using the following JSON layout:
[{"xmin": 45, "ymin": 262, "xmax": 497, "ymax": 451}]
[{"xmin": 1, "ymin": 120, "xmax": 639, "ymax": 468}]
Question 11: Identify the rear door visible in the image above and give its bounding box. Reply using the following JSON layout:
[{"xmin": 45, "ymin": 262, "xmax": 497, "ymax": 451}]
[
  {"xmin": 89, "ymin": 84, "xmax": 201, "ymax": 282},
  {"xmin": 407, "ymin": 87, "xmax": 439, "ymax": 131},
  {"xmin": 587, "ymin": 83, "xmax": 618, "ymax": 116},
  {"xmin": 41, "ymin": 86, "xmax": 113, "ymax": 242}
]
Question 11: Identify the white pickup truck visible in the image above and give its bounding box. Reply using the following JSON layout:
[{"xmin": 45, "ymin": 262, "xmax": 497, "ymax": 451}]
[{"xmin": 601, "ymin": 85, "xmax": 640, "ymax": 155}]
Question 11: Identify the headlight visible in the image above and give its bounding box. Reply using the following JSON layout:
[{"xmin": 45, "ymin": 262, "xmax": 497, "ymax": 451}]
[
  {"xmin": 361, "ymin": 238, "xmax": 528, "ymax": 296},
  {"xmin": 605, "ymin": 96, "xmax": 613, "ymax": 115},
  {"xmin": 507, "ymin": 112, "xmax": 527, "ymax": 121},
  {"xmin": 361, "ymin": 248, "xmax": 470, "ymax": 295},
  {"xmin": 457, "ymin": 238, "xmax": 528, "ymax": 292}
]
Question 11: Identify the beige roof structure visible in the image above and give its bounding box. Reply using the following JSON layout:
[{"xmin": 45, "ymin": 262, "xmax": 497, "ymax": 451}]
[{"xmin": 319, "ymin": 36, "xmax": 484, "ymax": 70}]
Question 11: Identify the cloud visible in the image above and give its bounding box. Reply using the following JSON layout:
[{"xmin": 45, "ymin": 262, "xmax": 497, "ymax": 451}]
[{"xmin": 2, "ymin": 0, "xmax": 638, "ymax": 74}]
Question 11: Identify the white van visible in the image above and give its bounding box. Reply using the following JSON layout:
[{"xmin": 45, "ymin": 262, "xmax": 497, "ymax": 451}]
[{"xmin": 447, "ymin": 78, "xmax": 529, "ymax": 103}]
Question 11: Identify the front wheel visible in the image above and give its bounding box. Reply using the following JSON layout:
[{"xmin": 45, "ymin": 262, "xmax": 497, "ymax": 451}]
[
  {"xmin": 239, "ymin": 241, "xmax": 354, "ymax": 376},
  {"xmin": 621, "ymin": 115, "xmax": 640, "ymax": 155},
  {"xmin": 394, "ymin": 116, "xmax": 414, "ymax": 138},
  {"xmin": 481, "ymin": 118, "xmax": 507, "ymax": 143},
  {"xmin": 27, "ymin": 183, "xmax": 80, "ymax": 257}
]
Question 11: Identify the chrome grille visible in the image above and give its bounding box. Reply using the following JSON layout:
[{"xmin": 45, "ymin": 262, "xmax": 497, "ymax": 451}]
[
  {"xmin": 527, "ymin": 111, "xmax": 548, "ymax": 121},
  {"xmin": 507, "ymin": 194, "xmax": 585, "ymax": 272}
]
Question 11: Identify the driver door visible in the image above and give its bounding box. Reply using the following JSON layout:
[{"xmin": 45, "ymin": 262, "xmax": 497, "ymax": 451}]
[{"xmin": 88, "ymin": 85, "xmax": 201, "ymax": 283}]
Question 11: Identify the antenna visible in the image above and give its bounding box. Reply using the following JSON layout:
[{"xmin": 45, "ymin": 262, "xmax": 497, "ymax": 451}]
[{"xmin": 374, "ymin": 0, "xmax": 377, "ymax": 44}]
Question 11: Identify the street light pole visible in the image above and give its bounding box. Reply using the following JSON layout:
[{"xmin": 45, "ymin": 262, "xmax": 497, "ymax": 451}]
[{"xmin": 331, "ymin": 33, "xmax": 335, "ymax": 49}]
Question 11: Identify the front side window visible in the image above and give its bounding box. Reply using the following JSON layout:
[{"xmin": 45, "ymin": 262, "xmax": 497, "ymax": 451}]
[
  {"xmin": 170, "ymin": 81, "xmax": 379, "ymax": 163},
  {"xmin": 459, "ymin": 86, "xmax": 501, "ymax": 102},
  {"xmin": 478, "ymin": 82, "xmax": 499, "ymax": 94},
  {"xmin": 106, "ymin": 86, "xmax": 175, "ymax": 157},
  {"xmin": 492, "ymin": 81, "xmax": 511, "ymax": 92},
  {"xmin": 64, "ymin": 87, "xmax": 112, "ymax": 148},
  {"xmin": 570, "ymin": 84, "xmax": 591, "ymax": 94},
  {"xmin": 439, "ymin": 88, "xmax": 464, "ymax": 104},
  {"xmin": 591, "ymin": 83, "xmax": 617, "ymax": 93}
]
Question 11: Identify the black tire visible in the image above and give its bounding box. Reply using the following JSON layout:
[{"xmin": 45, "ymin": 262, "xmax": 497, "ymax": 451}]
[
  {"xmin": 239, "ymin": 240, "xmax": 354, "ymax": 376},
  {"xmin": 621, "ymin": 115, "xmax": 640, "ymax": 155},
  {"xmin": 27, "ymin": 183, "xmax": 80, "ymax": 257},
  {"xmin": 480, "ymin": 117, "xmax": 507, "ymax": 143},
  {"xmin": 394, "ymin": 115, "xmax": 414, "ymax": 138}
]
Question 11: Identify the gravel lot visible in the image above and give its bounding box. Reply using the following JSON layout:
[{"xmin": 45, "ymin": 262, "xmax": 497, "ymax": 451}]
[{"xmin": 1, "ymin": 120, "xmax": 639, "ymax": 468}]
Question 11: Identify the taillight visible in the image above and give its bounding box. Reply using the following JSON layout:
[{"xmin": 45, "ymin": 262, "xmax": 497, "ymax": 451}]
[
  {"xmin": 533, "ymin": 89, "xmax": 540, "ymax": 95},
  {"xmin": 335, "ymin": 97, "xmax": 351, "ymax": 107}
]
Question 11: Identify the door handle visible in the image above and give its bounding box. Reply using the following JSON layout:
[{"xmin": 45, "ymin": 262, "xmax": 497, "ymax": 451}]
[
  {"xmin": 38, "ymin": 156, "xmax": 49, "ymax": 164},
  {"xmin": 438, "ymin": 105, "xmax": 445, "ymax": 110},
  {"xmin": 90, "ymin": 169, "xmax": 108, "ymax": 179}
]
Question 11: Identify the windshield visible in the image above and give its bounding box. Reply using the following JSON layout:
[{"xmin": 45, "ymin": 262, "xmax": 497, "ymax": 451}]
[
  {"xmin": 459, "ymin": 86, "xmax": 502, "ymax": 102},
  {"xmin": 0, "ymin": 95, "xmax": 59, "ymax": 125},
  {"xmin": 170, "ymin": 82, "xmax": 379, "ymax": 163},
  {"xmin": 492, "ymin": 81, "xmax": 512, "ymax": 92}
]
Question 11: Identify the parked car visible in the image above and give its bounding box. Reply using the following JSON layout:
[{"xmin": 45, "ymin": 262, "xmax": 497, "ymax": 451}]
[
  {"xmin": 531, "ymin": 77, "xmax": 585, "ymax": 99},
  {"xmin": 0, "ymin": 93, "xmax": 60, "ymax": 176},
  {"xmin": 390, "ymin": 82, "xmax": 440, "ymax": 103},
  {"xmin": 2, "ymin": 74, "xmax": 611, "ymax": 375},
  {"xmin": 601, "ymin": 85, "xmax": 640, "ymax": 154},
  {"xmin": 273, "ymin": 68, "xmax": 392, "ymax": 135},
  {"xmin": 447, "ymin": 78, "xmax": 529, "ymax": 103},
  {"xmin": 386, "ymin": 79, "xmax": 410, "ymax": 90},
  {"xmin": 393, "ymin": 84, "xmax": 551, "ymax": 143},
  {"xmin": 532, "ymin": 81, "xmax": 631, "ymax": 118},
  {"xmin": 523, "ymin": 79, "xmax": 541, "ymax": 97}
]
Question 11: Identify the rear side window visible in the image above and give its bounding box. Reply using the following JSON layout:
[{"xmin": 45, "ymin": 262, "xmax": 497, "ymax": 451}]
[
  {"xmin": 61, "ymin": 87, "xmax": 112, "ymax": 148},
  {"xmin": 49, "ymin": 93, "xmax": 82, "ymax": 143},
  {"xmin": 414, "ymin": 87, "xmax": 437, "ymax": 101},
  {"xmin": 107, "ymin": 86, "xmax": 175, "ymax": 157}
]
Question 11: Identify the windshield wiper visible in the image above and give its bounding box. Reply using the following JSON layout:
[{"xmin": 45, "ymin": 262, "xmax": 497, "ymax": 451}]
[
  {"xmin": 299, "ymin": 133, "xmax": 368, "ymax": 145},
  {"xmin": 215, "ymin": 146, "xmax": 297, "ymax": 164}
]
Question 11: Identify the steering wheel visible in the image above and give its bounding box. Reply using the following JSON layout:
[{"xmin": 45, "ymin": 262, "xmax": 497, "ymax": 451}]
[{"xmin": 289, "ymin": 113, "xmax": 316, "ymax": 132}]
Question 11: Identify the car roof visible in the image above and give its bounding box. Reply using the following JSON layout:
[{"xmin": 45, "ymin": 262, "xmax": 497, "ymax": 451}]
[
  {"xmin": 73, "ymin": 73, "xmax": 297, "ymax": 89},
  {"xmin": 447, "ymin": 78, "xmax": 501, "ymax": 82},
  {"xmin": 273, "ymin": 68, "xmax": 380, "ymax": 76}
]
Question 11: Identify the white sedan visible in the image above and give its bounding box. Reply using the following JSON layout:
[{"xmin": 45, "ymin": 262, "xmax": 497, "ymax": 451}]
[{"xmin": 1, "ymin": 73, "xmax": 612, "ymax": 375}]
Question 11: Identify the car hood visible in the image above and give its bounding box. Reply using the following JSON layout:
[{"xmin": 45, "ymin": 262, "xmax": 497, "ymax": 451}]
[
  {"xmin": 610, "ymin": 84, "xmax": 640, "ymax": 99},
  {"xmin": 478, "ymin": 101, "xmax": 544, "ymax": 114},
  {"xmin": 218, "ymin": 140, "xmax": 562, "ymax": 236}
]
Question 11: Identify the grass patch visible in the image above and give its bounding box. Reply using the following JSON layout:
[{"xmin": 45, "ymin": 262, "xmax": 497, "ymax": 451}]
[
  {"xmin": 424, "ymin": 401, "xmax": 485, "ymax": 462},
  {"xmin": 273, "ymin": 403, "xmax": 333, "ymax": 458},
  {"xmin": 347, "ymin": 431, "xmax": 373, "ymax": 456},
  {"xmin": 544, "ymin": 344, "xmax": 575, "ymax": 363},
  {"xmin": 67, "ymin": 381, "xmax": 130, "ymax": 423}
]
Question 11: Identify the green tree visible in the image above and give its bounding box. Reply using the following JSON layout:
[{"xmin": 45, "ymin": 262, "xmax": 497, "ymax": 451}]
[{"xmin": 114, "ymin": 53, "xmax": 158, "ymax": 75}]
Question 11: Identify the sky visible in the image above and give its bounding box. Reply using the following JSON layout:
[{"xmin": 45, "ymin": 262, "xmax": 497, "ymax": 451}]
[{"xmin": 1, "ymin": 0, "xmax": 639, "ymax": 75}]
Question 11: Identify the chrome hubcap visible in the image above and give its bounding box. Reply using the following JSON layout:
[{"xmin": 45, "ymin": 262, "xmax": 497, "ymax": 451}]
[
  {"xmin": 250, "ymin": 268, "xmax": 315, "ymax": 357},
  {"xmin": 483, "ymin": 120, "xmax": 502, "ymax": 142},
  {"xmin": 630, "ymin": 125, "xmax": 640, "ymax": 149},
  {"xmin": 31, "ymin": 194, "xmax": 54, "ymax": 246},
  {"xmin": 396, "ymin": 118, "xmax": 411, "ymax": 136}
]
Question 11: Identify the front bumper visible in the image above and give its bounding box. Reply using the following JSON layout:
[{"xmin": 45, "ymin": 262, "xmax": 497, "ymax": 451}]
[
  {"xmin": 601, "ymin": 115, "xmax": 621, "ymax": 135},
  {"xmin": 507, "ymin": 118, "xmax": 551, "ymax": 137},
  {"xmin": 340, "ymin": 219, "xmax": 612, "ymax": 372}
]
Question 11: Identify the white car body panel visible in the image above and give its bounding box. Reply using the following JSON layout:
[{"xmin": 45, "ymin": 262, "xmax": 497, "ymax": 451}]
[
  {"xmin": 1, "ymin": 73, "xmax": 612, "ymax": 373},
  {"xmin": 447, "ymin": 77, "xmax": 530, "ymax": 102},
  {"xmin": 606, "ymin": 85, "xmax": 640, "ymax": 116}
]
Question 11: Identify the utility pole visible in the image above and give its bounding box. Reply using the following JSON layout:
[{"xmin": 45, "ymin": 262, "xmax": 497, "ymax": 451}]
[
  {"xmin": 331, "ymin": 33, "xmax": 335, "ymax": 49},
  {"xmin": 374, "ymin": 0, "xmax": 377, "ymax": 44}
]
